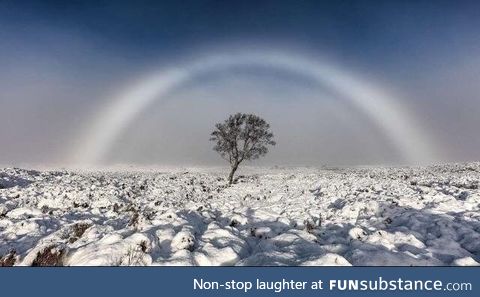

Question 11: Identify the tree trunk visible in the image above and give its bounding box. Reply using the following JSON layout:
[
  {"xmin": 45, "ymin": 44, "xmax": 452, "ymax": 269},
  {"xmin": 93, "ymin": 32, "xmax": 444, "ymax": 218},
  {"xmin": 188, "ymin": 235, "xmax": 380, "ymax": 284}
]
[{"xmin": 228, "ymin": 163, "xmax": 238, "ymax": 185}]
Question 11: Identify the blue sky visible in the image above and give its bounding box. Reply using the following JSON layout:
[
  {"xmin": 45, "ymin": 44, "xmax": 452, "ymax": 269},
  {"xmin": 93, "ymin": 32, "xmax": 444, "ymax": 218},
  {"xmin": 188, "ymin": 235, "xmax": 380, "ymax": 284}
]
[{"xmin": 2, "ymin": 1, "xmax": 479, "ymax": 67}]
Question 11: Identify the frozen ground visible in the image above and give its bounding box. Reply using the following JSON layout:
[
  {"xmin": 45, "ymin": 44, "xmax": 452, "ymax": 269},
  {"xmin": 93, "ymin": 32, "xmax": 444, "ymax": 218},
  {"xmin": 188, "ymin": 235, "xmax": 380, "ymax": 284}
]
[{"xmin": 1, "ymin": 163, "xmax": 479, "ymax": 266}]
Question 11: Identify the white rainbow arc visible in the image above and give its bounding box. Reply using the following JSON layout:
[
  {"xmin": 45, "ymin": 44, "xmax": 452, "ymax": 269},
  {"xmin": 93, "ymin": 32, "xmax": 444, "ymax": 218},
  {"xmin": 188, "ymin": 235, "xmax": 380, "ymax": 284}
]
[{"xmin": 71, "ymin": 51, "xmax": 437, "ymax": 165}]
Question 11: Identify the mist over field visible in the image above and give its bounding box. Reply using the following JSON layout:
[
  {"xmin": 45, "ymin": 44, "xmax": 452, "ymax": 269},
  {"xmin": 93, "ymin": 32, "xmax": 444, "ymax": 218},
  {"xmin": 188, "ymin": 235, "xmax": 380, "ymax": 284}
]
[{"xmin": 1, "ymin": 1, "xmax": 479, "ymax": 167}]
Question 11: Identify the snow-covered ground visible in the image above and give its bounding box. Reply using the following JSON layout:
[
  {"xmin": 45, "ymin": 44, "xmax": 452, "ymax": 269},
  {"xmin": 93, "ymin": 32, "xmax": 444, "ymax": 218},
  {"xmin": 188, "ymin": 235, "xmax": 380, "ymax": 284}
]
[{"xmin": 1, "ymin": 163, "xmax": 479, "ymax": 266}]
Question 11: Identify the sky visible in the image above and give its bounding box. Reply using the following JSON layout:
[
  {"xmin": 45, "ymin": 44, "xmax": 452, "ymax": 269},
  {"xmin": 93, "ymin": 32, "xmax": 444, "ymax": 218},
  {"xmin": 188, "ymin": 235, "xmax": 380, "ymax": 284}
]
[{"xmin": 0, "ymin": 0, "xmax": 479, "ymax": 167}]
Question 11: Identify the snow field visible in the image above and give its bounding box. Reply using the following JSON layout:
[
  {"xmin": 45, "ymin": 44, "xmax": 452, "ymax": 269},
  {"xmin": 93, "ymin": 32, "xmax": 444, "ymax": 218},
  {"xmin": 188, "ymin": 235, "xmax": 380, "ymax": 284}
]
[{"xmin": 1, "ymin": 164, "xmax": 479, "ymax": 266}]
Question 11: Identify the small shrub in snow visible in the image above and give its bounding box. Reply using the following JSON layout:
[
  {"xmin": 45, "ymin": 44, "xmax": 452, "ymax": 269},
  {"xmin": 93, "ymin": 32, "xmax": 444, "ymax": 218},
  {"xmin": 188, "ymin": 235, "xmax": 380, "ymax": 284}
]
[
  {"xmin": 128, "ymin": 210, "xmax": 140, "ymax": 228},
  {"xmin": 304, "ymin": 219, "xmax": 316, "ymax": 233},
  {"xmin": 229, "ymin": 219, "xmax": 240, "ymax": 228},
  {"xmin": 113, "ymin": 203, "xmax": 121, "ymax": 213},
  {"xmin": 69, "ymin": 223, "xmax": 91, "ymax": 243},
  {"xmin": 139, "ymin": 240, "xmax": 148, "ymax": 253},
  {"xmin": 119, "ymin": 245, "xmax": 148, "ymax": 266},
  {"xmin": 0, "ymin": 250, "xmax": 16, "ymax": 266},
  {"xmin": 32, "ymin": 245, "xmax": 65, "ymax": 266},
  {"xmin": 73, "ymin": 202, "xmax": 89, "ymax": 208}
]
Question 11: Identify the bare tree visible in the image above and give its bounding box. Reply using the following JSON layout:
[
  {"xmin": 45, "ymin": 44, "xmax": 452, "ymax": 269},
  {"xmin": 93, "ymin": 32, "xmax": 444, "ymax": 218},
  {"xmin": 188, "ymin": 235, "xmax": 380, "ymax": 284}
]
[{"xmin": 210, "ymin": 113, "xmax": 276, "ymax": 185}]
